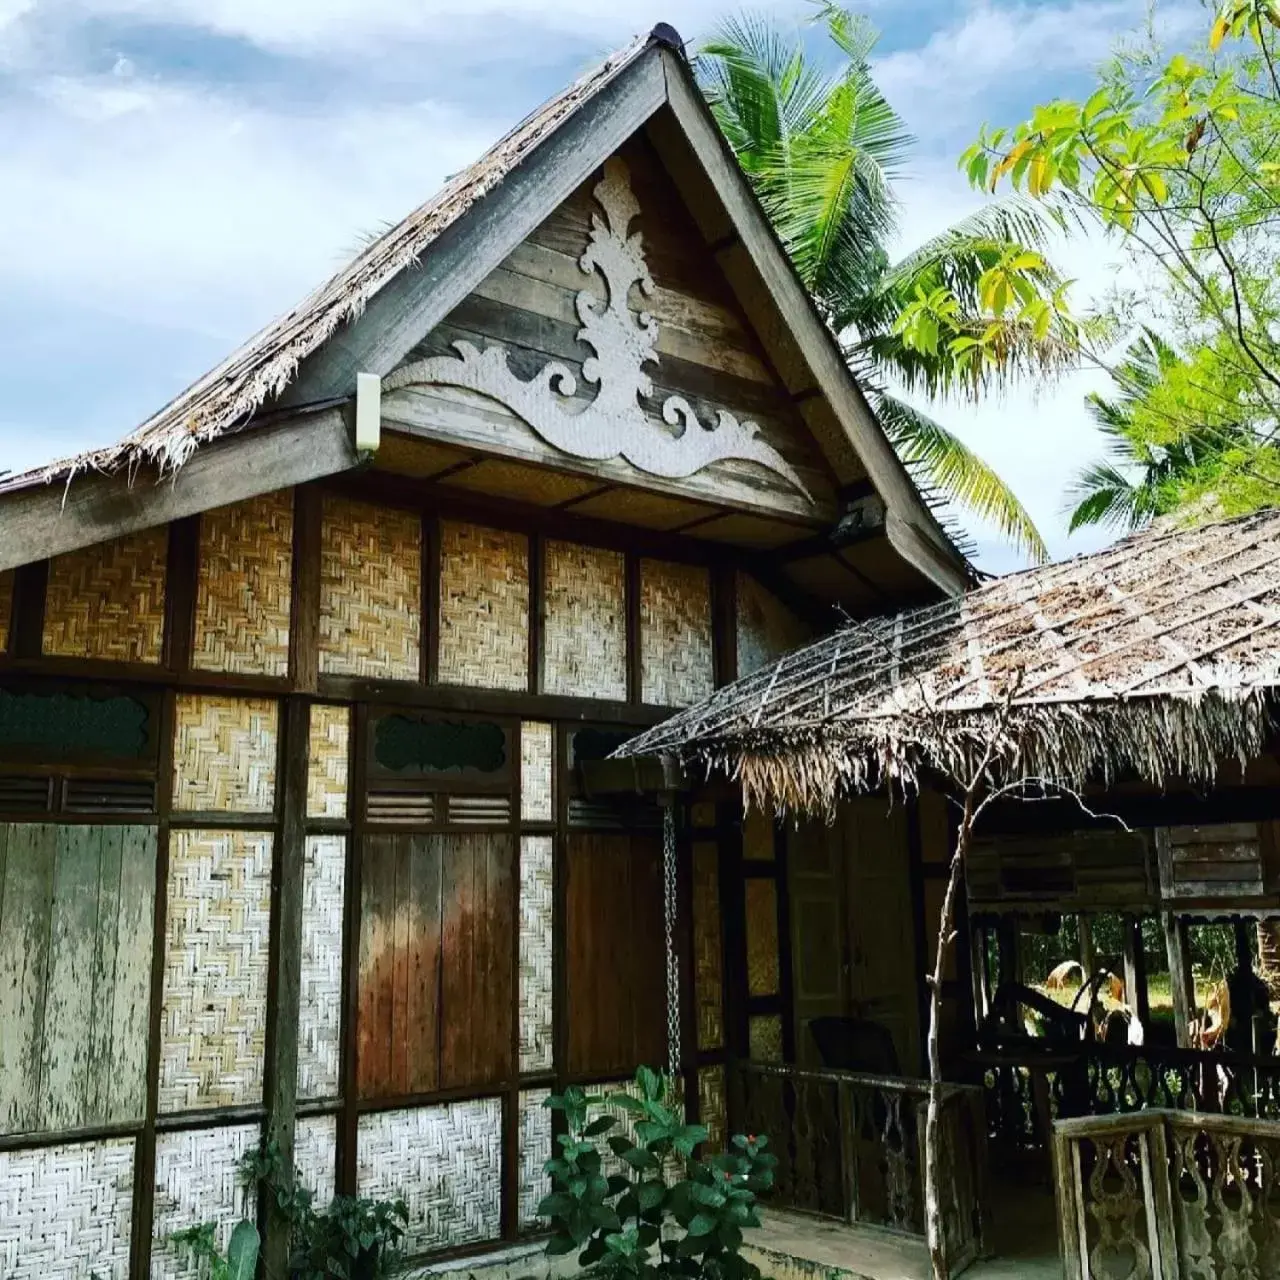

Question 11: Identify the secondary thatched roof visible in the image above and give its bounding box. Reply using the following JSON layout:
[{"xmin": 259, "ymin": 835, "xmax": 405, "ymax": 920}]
[
  {"xmin": 0, "ymin": 32, "xmax": 660, "ymax": 496},
  {"xmin": 619, "ymin": 508, "xmax": 1280, "ymax": 812}
]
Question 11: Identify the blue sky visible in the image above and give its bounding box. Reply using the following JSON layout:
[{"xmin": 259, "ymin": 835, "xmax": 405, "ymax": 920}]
[{"xmin": 0, "ymin": 0, "xmax": 1206, "ymax": 572}]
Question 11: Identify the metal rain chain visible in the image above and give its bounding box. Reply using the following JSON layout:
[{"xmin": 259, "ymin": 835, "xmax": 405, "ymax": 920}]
[{"xmin": 662, "ymin": 801, "xmax": 681, "ymax": 1083}]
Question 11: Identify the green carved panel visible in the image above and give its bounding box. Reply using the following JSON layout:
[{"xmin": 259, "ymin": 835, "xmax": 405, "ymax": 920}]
[
  {"xmin": 371, "ymin": 714, "xmax": 509, "ymax": 779},
  {"xmin": 0, "ymin": 687, "xmax": 153, "ymax": 762}
]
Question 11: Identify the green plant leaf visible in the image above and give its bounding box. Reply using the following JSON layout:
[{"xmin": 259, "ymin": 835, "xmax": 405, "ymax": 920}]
[{"xmin": 226, "ymin": 1221, "xmax": 260, "ymax": 1280}]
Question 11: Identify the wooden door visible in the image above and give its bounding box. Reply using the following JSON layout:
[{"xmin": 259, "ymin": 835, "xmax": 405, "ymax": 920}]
[
  {"xmin": 786, "ymin": 817, "xmax": 851, "ymax": 1066},
  {"xmin": 841, "ymin": 797, "xmax": 921, "ymax": 1073}
]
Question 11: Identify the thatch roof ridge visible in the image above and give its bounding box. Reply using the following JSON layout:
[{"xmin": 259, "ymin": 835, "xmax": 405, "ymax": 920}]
[
  {"xmin": 0, "ymin": 31, "xmax": 658, "ymax": 497},
  {"xmin": 619, "ymin": 507, "xmax": 1280, "ymax": 811}
]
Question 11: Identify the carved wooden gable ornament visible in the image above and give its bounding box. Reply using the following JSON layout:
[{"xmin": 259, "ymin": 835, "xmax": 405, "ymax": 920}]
[{"xmin": 385, "ymin": 159, "xmax": 810, "ymax": 499}]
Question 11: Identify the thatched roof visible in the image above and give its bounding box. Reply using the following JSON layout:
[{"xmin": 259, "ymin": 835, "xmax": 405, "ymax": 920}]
[
  {"xmin": 0, "ymin": 32, "xmax": 660, "ymax": 497},
  {"xmin": 618, "ymin": 508, "xmax": 1280, "ymax": 812}
]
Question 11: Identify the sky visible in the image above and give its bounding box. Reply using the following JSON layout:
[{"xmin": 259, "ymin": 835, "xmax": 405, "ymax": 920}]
[{"xmin": 0, "ymin": 0, "xmax": 1208, "ymax": 574}]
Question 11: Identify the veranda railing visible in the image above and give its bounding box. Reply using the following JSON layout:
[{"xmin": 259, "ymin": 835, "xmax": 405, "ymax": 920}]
[{"xmin": 732, "ymin": 1061, "xmax": 989, "ymax": 1275}]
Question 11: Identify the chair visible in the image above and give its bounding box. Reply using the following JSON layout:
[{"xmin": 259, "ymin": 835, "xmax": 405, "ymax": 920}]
[{"xmin": 808, "ymin": 1016, "xmax": 901, "ymax": 1075}]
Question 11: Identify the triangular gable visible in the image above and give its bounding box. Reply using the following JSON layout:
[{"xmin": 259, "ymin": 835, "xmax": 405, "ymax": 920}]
[{"xmin": 0, "ymin": 27, "xmax": 967, "ymax": 595}]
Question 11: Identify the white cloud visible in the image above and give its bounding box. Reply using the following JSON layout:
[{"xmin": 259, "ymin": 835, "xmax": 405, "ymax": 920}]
[{"xmin": 0, "ymin": 71, "xmax": 499, "ymax": 340}]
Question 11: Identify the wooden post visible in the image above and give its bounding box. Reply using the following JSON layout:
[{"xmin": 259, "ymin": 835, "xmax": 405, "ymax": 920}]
[
  {"xmin": 1163, "ymin": 913, "xmax": 1195, "ymax": 1048},
  {"xmin": 263, "ymin": 695, "xmax": 310, "ymax": 1275},
  {"xmin": 1078, "ymin": 915, "xmax": 1096, "ymax": 982}
]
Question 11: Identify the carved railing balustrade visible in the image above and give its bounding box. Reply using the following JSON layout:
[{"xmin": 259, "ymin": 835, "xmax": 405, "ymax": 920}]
[
  {"xmin": 1054, "ymin": 1109, "xmax": 1280, "ymax": 1279},
  {"xmin": 734, "ymin": 1061, "xmax": 988, "ymax": 1275}
]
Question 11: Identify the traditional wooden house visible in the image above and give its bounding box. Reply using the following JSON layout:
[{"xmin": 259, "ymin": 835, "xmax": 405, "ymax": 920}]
[
  {"xmin": 0, "ymin": 25, "xmax": 973, "ymax": 1280},
  {"xmin": 621, "ymin": 506, "xmax": 1280, "ymax": 1276}
]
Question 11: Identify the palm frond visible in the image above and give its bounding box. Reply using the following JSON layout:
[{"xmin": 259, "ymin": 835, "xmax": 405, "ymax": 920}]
[
  {"xmin": 1065, "ymin": 461, "xmax": 1148, "ymax": 532},
  {"xmin": 873, "ymin": 392, "xmax": 1048, "ymax": 562}
]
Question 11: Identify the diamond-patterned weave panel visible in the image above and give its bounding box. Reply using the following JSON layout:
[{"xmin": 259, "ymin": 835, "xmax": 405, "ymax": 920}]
[
  {"xmin": 298, "ymin": 834, "xmax": 345, "ymax": 1100},
  {"xmin": 692, "ymin": 841, "xmax": 724, "ymax": 1050},
  {"xmin": 151, "ymin": 1123, "xmax": 259, "ymax": 1279},
  {"xmin": 0, "ymin": 1137, "xmax": 134, "ymax": 1279},
  {"xmin": 699, "ymin": 1065, "xmax": 727, "ymax": 1152},
  {"xmin": 172, "ymin": 694, "xmax": 278, "ymax": 813},
  {"xmin": 519, "ymin": 835, "xmax": 553, "ymax": 1073},
  {"xmin": 518, "ymin": 1088, "xmax": 552, "ymax": 1231},
  {"xmin": 438, "ymin": 521, "xmax": 529, "ymax": 691},
  {"xmin": 319, "ymin": 496, "xmax": 422, "ymax": 679},
  {"xmin": 295, "ymin": 1114, "xmax": 337, "ymax": 1208},
  {"xmin": 735, "ymin": 572, "xmax": 809, "ymax": 678},
  {"xmin": 43, "ymin": 527, "xmax": 167, "ymax": 663},
  {"xmin": 640, "ymin": 559, "xmax": 713, "ymax": 707},
  {"xmin": 520, "ymin": 722, "xmax": 553, "ymax": 823},
  {"xmin": 357, "ymin": 1099, "xmax": 502, "ymax": 1253},
  {"xmin": 159, "ymin": 829, "xmax": 273, "ymax": 1112},
  {"xmin": 306, "ymin": 704, "xmax": 350, "ymax": 819},
  {"xmin": 543, "ymin": 540, "xmax": 627, "ymax": 700},
  {"xmin": 192, "ymin": 491, "xmax": 294, "ymax": 676}
]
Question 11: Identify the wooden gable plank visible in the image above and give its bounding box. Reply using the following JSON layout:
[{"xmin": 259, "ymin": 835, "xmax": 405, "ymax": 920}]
[
  {"xmin": 383, "ymin": 132, "xmax": 840, "ymax": 526},
  {"xmin": 0, "ymin": 408, "xmax": 357, "ymax": 575},
  {"xmin": 108, "ymin": 825, "xmax": 156, "ymax": 1124}
]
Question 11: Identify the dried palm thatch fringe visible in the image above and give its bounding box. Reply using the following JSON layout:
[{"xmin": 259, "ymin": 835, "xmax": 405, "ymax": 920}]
[
  {"xmin": 619, "ymin": 508, "xmax": 1280, "ymax": 815},
  {"xmin": 0, "ymin": 35, "xmax": 656, "ymax": 498}
]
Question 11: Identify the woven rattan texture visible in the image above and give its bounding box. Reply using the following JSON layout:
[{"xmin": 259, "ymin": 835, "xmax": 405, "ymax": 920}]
[
  {"xmin": 745, "ymin": 878, "xmax": 780, "ymax": 998},
  {"xmin": 306, "ymin": 704, "xmax": 350, "ymax": 820},
  {"xmin": 319, "ymin": 496, "xmax": 422, "ymax": 680},
  {"xmin": 698, "ymin": 1065, "xmax": 727, "ymax": 1152},
  {"xmin": 159, "ymin": 829, "xmax": 273, "ymax": 1113},
  {"xmin": 640, "ymin": 560, "xmax": 713, "ymax": 708},
  {"xmin": 692, "ymin": 841, "xmax": 724, "ymax": 1051},
  {"xmin": 172, "ymin": 694, "xmax": 278, "ymax": 814},
  {"xmin": 0, "ymin": 570, "xmax": 11, "ymax": 653},
  {"xmin": 298, "ymin": 834, "xmax": 345, "ymax": 1100},
  {"xmin": 357, "ymin": 1099, "xmax": 503, "ymax": 1253},
  {"xmin": 543, "ymin": 540, "xmax": 627, "ymax": 700},
  {"xmin": 520, "ymin": 722, "xmax": 553, "ymax": 823},
  {"xmin": 518, "ymin": 835, "xmax": 554, "ymax": 1074},
  {"xmin": 437, "ymin": 521, "xmax": 529, "ymax": 691},
  {"xmin": 295, "ymin": 1114, "xmax": 337, "ymax": 1207},
  {"xmin": 735, "ymin": 572, "xmax": 809, "ymax": 678},
  {"xmin": 0, "ymin": 1137, "xmax": 134, "ymax": 1279},
  {"xmin": 43, "ymin": 527, "xmax": 167, "ymax": 663},
  {"xmin": 748, "ymin": 1015, "xmax": 783, "ymax": 1063},
  {"xmin": 151, "ymin": 1122, "xmax": 260, "ymax": 1279},
  {"xmin": 192, "ymin": 491, "xmax": 294, "ymax": 675},
  {"xmin": 518, "ymin": 1088, "xmax": 552, "ymax": 1230}
]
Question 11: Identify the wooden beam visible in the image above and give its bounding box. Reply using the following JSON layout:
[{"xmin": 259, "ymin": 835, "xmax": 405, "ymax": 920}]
[
  {"xmin": 0, "ymin": 409, "xmax": 359, "ymax": 574},
  {"xmin": 650, "ymin": 55, "xmax": 968, "ymax": 597},
  {"xmin": 279, "ymin": 51, "xmax": 668, "ymax": 404},
  {"xmin": 262, "ymin": 696, "xmax": 310, "ymax": 1273}
]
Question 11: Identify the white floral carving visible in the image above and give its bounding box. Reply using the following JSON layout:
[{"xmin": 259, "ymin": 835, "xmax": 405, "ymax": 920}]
[{"xmin": 385, "ymin": 158, "xmax": 811, "ymax": 497}]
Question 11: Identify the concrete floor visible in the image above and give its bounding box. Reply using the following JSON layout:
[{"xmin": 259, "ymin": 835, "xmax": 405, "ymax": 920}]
[{"xmin": 744, "ymin": 1178, "xmax": 1061, "ymax": 1280}]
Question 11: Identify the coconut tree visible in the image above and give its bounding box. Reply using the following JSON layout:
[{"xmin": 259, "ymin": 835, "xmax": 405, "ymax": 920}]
[{"xmin": 697, "ymin": 3, "xmax": 1073, "ymax": 563}]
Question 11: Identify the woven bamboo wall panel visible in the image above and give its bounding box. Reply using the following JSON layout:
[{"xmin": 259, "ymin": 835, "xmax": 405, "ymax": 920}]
[
  {"xmin": 43, "ymin": 527, "xmax": 167, "ymax": 663},
  {"xmin": 748, "ymin": 1015, "xmax": 783, "ymax": 1063},
  {"xmin": 298, "ymin": 835, "xmax": 345, "ymax": 1100},
  {"xmin": 159, "ymin": 829, "xmax": 273, "ymax": 1113},
  {"xmin": 745, "ymin": 877, "xmax": 780, "ymax": 998},
  {"xmin": 0, "ymin": 570, "xmax": 11, "ymax": 653},
  {"xmin": 520, "ymin": 722, "xmax": 553, "ymax": 823},
  {"xmin": 192, "ymin": 491, "xmax": 294, "ymax": 675},
  {"xmin": 437, "ymin": 521, "xmax": 529, "ymax": 691},
  {"xmin": 151, "ymin": 1123, "xmax": 259, "ymax": 1279},
  {"xmin": 640, "ymin": 560, "xmax": 714, "ymax": 707},
  {"xmin": 295, "ymin": 1114, "xmax": 337, "ymax": 1208},
  {"xmin": 736, "ymin": 572, "xmax": 810, "ymax": 678},
  {"xmin": 698, "ymin": 1066, "xmax": 727, "ymax": 1153},
  {"xmin": 543, "ymin": 540, "xmax": 627, "ymax": 700},
  {"xmin": 0, "ymin": 823, "xmax": 156, "ymax": 1136},
  {"xmin": 692, "ymin": 841, "xmax": 724, "ymax": 1051},
  {"xmin": 357, "ymin": 1099, "xmax": 503, "ymax": 1253},
  {"xmin": 172, "ymin": 694, "xmax": 278, "ymax": 813},
  {"xmin": 0, "ymin": 1137, "xmax": 134, "ymax": 1279},
  {"xmin": 319, "ymin": 496, "xmax": 422, "ymax": 680},
  {"xmin": 307, "ymin": 704, "xmax": 350, "ymax": 819},
  {"xmin": 519, "ymin": 1088, "xmax": 552, "ymax": 1230},
  {"xmin": 519, "ymin": 835, "xmax": 554, "ymax": 1074}
]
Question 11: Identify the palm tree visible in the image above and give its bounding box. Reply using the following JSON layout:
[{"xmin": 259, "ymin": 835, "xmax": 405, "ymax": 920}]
[
  {"xmin": 1065, "ymin": 329, "xmax": 1250, "ymax": 533},
  {"xmin": 697, "ymin": 3, "xmax": 1070, "ymax": 563}
]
